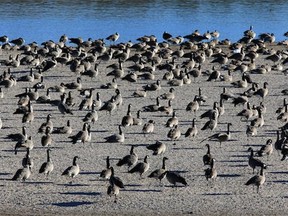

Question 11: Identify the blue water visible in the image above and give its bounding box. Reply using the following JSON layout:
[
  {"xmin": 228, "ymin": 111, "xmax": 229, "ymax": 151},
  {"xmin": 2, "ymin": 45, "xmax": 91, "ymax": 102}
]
[{"xmin": 1, "ymin": 0, "xmax": 288, "ymax": 44}]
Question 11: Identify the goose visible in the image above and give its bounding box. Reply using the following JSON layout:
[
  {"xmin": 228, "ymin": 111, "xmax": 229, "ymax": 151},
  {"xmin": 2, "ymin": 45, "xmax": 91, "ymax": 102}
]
[
  {"xmin": 158, "ymin": 99, "xmax": 173, "ymax": 115},
  {"xmin": 121, "ymin": 104, "xmax": 133, "ymax": 127},
  {"xmin": 200, "ymin": 123, "xmax": 232, "ymax": 147},
  {"xmin": 266, "ymin": 50, "xmax": 282, "ymax": 65},
  {"xmin": 251, "ymin": 107, "xmax": 264, "ymax": 128},
  {"xmin": 107, "ymin": 180, "xmax": 120, "ymax": 203},
  {"xmin": 36, "ymin": 88, "xmax": 51, "ymax": 103},
  {"xmin": 216, "ymin": 98, "xmax": 225, "ymax": 119},
  {"xmin": 113, "ymin": 89, "xmax": 123, "ymax": 107},
  {"xmin": 142, "ymin": 97, "xmax": 160, "ymax": 112},
  {"xmin": 22, "ymin": 148, "xmax": 34, "ymax": 169},
  {"xmin": 248, "ymin": 147, "xmax": 267, "ymax": 174},
  {"xmin": 68, "ymin": 123, "xmax": 89, "ymax": 144},
  {"xmin": 62, "ymin": 156, "xmax": 80, "ymax": 180},
  {"xmin": 245, "ymin": 164, "xmax": 266, "ymax": 193},
  {"xmin": 132, "ymin": 110, "xmax": 143, "ymax": 126},
  {"xmin": 166, "ymin": 111, "xmax": 178, "ymax": 128},
  {"xmin": 100, "ymin": 156, "xmax": 112, "ymax": 179},
  {"xmin": 106, "ymin": 32, "xmax": 120, "ymax": 43},
  {"xmin": 22, "ymin": 100, "xmax": 34, "ymax": 123},
  {"xmin": 167, "ymin": 77, "xmax": 184, "ymax": 87},
  {"xmin": 167, "ymin": 125, "xmax": 181, "ymax": 141},
  {"xmin": 186, "ymin": 95, "xmax": 200, "ymax": 115},
  {"xmin": 200, "ymin": 102, "xmax": 218, "ymax": 119},
  {"xmin": 49, "ymin": 82, "xmax": 66, "ymax": 93},
  {"xmin": 231, "ymin": 73, "xmax": 248, "ymax": 88},
  {"xmin": 52, "ymin": 120, "xmax": 72, "ymax": 134},
  {"xmin": 128, "ymin": 155, "xmax": 149, "ymax": 178},
  {"xmin": 159, "ymin": 171, "xmax": 187, "ymax": 187},
  {"xmin": 132, "ymin": 88, "xmax": 147, "ymax": 97},
  {"xmin": 253, "ymin": 82, "xmax": 269, "ymax": 101},
  {"xmin": 64, "ymin": 77, "xmax": 82, "ymax": 90},
  {"xmin": 17, "ymin": 68, "xmax": 34, "ymax": 82},
  {"xmin": 12, "ymin": 165, "xmax": 31, "ymax": 181},
  {"xmin": 57, "ymin": 93, "xmax": 73, "ymax": 115},
  {"xmin": 220, "ymin": 70, "xmax": 233, "ymax": 82},
  {"xmin": 7, "ymin": 126, "xmax": 27, "ymax": 142},
  {"xmin": 107, "ymin": 167, "xmax": 124, "ymax": 203},
  {"xmin": 207, "ymin": 66, "xmax": 220, "ymax": 81},
  {"xmin": 237, "ymin": 102, "xmax": 253, "ymax": 121},
  {"xmin": 79, "ymin": 88, "xmax": 94, "ymax": 110},
  {"xmin": 27, "ymin": 87, "xmax": 39, "ymax": 101},
  {"xmin": 99, "ymin": 97, "xmax": 117, "ymax": 115},
  {"xmin": 185, "ymin": 118, "xmax": 198, "ymax": 139},
  {"xmin": 203, "ymin": 144, "xmax": 213, "ymax": 166},
  {"xmin": 146, "ymin": 141, "xmax": 166, "ymax": 155},
  {"xmin": 82, "ymin": 63, "xmax": 99, "ymax": 79},
  {"xmin": 104, "ymin": 125, "xmax": 125, "ymax": 143},
  {"xmin": 38, "ymin": 114, "xmax": 53, "ymax": 133},
  {"xmin": 246, "ymin": 122, "xmax": 258, "ymax": 140},
  {"xmin": 0, "ymin": 76, "xmax": 16, "ymax": 88},
  {"xmin": 143, "ymin": 79, "xmax": 161, "ymax": 91},
  {"xmin": 277, "ymin": 104, "xmax": 288, "ymax": 123},
  {"xmin": 280, "ymin": 143, "xmax": 288, "ymax": 161},
  {"xmin": 39, "ymin": 149, "xmax": 54, "ymax": 177},
  {"xmin": 232, "ymin": 94, "xmax": 249, "ymax": 107},
  {"xmin": 107, "ymin": 61, "xmax": 124, "ymax": 78},
  {"xmin": 160, "ymin": 88, "xmax": 175, "ymax": 100},
  {"xmin": 275, "ymin": 130, "xmax": 287, "ymax": 155},
  {"xmin": 201, "ymin": 111, "xmax": 218, "ymax": 131},
  {"xmin": 197, "ymin": 87, "xmax": 207, "ymax": 105},
  {"xmin": 14, "ymin": 136, "xmax": 33, "ymax": 155},
  {"xmin": 100, "ymin": 78, "xmax": 118, "ymax": 89},
  {"xmin": 10, "ymin": 37, "xmax": 25, "ymax": 46},
  {"xmin": 204, "ymin": 158, "xmax": 217, "ymax": 182},
  {"xmin": 276, "ymin": 98, "xmax": 287, "ymax": 114},
  {"xmin": 148, "ymin": 157, "xmax": 168, "ymax": 180},
  {"xmin": 257, "ymin": 139, "xmax": 273, "ymax": 158},
  {"xmin": 117, "ymin": 146, "xmax": 138, "ymax": 170},
  {"xmin": 41, "ymin": 127, "xmax": 52, "ymax": 147},
  {"xmin": 82, "ymin": 100, "xmax": 98, "ymax": 124}
]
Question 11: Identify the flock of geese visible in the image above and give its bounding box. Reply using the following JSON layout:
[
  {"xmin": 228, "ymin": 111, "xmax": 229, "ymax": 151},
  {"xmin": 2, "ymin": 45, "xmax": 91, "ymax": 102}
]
[{"xmin": 0, "ymin": 27, "xmax": 287, "ymax": 206}]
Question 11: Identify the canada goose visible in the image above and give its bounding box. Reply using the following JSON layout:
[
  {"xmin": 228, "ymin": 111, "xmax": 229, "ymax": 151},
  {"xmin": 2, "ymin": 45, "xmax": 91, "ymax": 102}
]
[
  {"xmin": 10, "ymin": 37, "xmax": 25, "ymax": 46},
  {"xmin": 100, "ymin": 156, "xmax": 112, "ymax": 179},
  {"xmin": 201, "ymin": 123, "xmax": 232, "ymax": 147},
  {"xmin": 186, "ymin": 96, "xmax": 199, "ymax": 114},
  {"xmin": 0, "ymin": 76, "xmax": 16, "ymax": 88},
  {"xmin": 203, "ymin": 144, "xmax": 213, "ymax": 166},
  {"xmin": 132, "ymin": 110, "xmax": 143, "ymax": 126},
  {"xmin": 253, "ymin": 82, "xmax": 269, "ymax": 101},
  {"xmin": 82, "ymin": 63, "xmax": 99, "ymax": 79},
  {"xmin": 245, "ymin": 164, "xmax": 266, "ymax": 193},
  {"xmin": 106, "ymin": 32, "xmax": 120, "ymax": 43},
  {"xmin": 104, "ymin": 125, "xmax": 125, "ymax": 143},
  {"xmin": 142, "ymin": 97, "xmax": 160, "ymax": 112},
  {"xmin": 132, "ymin": 88, "xmax": 147, "ymax": 97},
  {"xmin": 12, "ymin": 165, "xmax": 31, "ymax": 181},
  {"xmin": 52, "ymin": 120, "xmax": 72, "ymax": 134},
  {"xmin": 275, "ymin": 130, "xmax": 287, "ymax": 155},
  {"xmin": 232, "ymin": 94, "xmax": 249, "ymax": 107},
  {"xmin": 62, "ymin": 156, "xmax": 80, "ymax": 180},
  {"xmin": 117, "ymin": 145, "xmax": 138, "ymax": 170},
  {"xmin": 64, "ymin": 77, "xmax": 82, "ymax": 90},
  {"xmin": 108, "ymin": 167, "xmax": 124, "ymax": 203},
  {"xmin": 58, "ymin": 93, "xmax": 73, "ymax": 115},
  {"xmin": 38, "ymin": 114, "xmax": 53, "ymax": 133},
  {"xmin": 197, "ymin": 87, "xmax": 207, "ymax": 105},
  {"xmin": 22, "ymin": 100, "xmax": 34, "ymax": 123},
  {"xmin": 167, "ymin": 77, "xmax": 184, "ymax": 87},
  {"xmin": 248, "ymin": 147, "xmax": 267, "ymax": 174},
  {"xmin": 113, "ymin": 89, "xmax": 123, "ymax": 107},
  {"xmin": 143, "ymin": 79, "xmax": 161, "ymax": 91},
  {"xmin": 79, "ymin": 88, "xmax": 94, "ymax": 110},
  {"xmin": 237, "ymin": 102, "xmax": 253, "ymax": 121},
  {"xmin": 257, "ymin": 139, "xmax": 273, "ymax": 159},
  {"xmin": 276, "ymin": 98, "xmax": 287, "ymax": 114},
  {"xmin": 160, "ymin": 88, "xmax": 175, "ymax": 100},
  {"xmin": 39, "ymin": 148, "xmax": 54, "ymax": 177},
  {"xmin": 146, "ymin": 141, "xmax": 166, "ymax": 155},
  {"xmin": 100, "ymin": 78, "xmax": 118, "ymax": 89},
  {"xmin": 207, "ymin": 66, "xmax": 220, "ymax": 81},
  {"xmin": 159, "ymin": 171, "xmax": 188, "ymax": 187},
  {"xmin": 166, "ymin": 111, "xmax": 178, "ymax": 128},
  {"xmin": 185, "ymin": 118, "xmax": 198, "ymax": 139},
  {"xmin": 251, "ymin": 108, "xmax": 264, "ymax": 128},
  {"xmin": 107, "ymin": 180, "xmax": 120, "ymax": 203},
  {"xmin": 99, "ymin": 97, "xmax": 117, "ymax": 115},
  {"xmin": 41, "ymin": 126, "xmax": 52, "ymax": 147},
  {"xmin": 22, "ymin": 148, "xmax": 34, "ymax": 169},
  {"xmin": 167, "ymin": 125, "xmax": 181, "ymax": 141},
  {"xmin": 36, "ymin": 88, "xmax": 51, "ymax": 103},
  {"xmin": 148, "ymin": 157, "xmax": 168, "ymax": 180},
  {"xmin": 82, "ymin": 100, "xmax": 98, "ymax": 124},
  {"xmin": 49, "ymin": 82, "xmax": 66, "ymax": 93},
  {"xmin": 107, "ymin": 61, "xmax": 124, "ymax": 78},
  {"xmin": 280, "ymin": 144, "xmax": 288, "ymax": 161},
  {"xmin": 216, "ymin": 98, "xmax": 225, "ymax": 119},
  {"xmin": 17, "ymin": 68, "xmax": 34, "ymax": 82},
  {"xmin": 15, "ymin": 136, "xmax": 33, "ymax": 155},
  {"xmin": 121, "ymin": 104, "xmax": 133, "ymax": 127},
  {"xmin": 68, "ymin": 123, "xmax": 89, "ymax": 144},
  {"xmin": 277, "ymin": 104, "xmax": 288, "ymax": 123},
  {"xmin": 158, "ymin": 99, "xmax": 173, "ymax": 115},
  {"xmin": 128, "ymin": 155, "xmax": 149, "ymax": 178},
  {"xmin": 231, "ymin": 73, "xmax": 248, "ymax": 88},
  {"xmin": 204, "ymin": 158, "xmax": 217, "ymax": 183},
  {"xmin": 201, "ymin": 111, "xmax": 218, "ymax": 131},
  {"xmin": 266, "ymin": 50, "xmax": 282, "ymax": 65},
  {"xmin": 200, "ymin": 102, "xmax": 218, "ymax": 119}
]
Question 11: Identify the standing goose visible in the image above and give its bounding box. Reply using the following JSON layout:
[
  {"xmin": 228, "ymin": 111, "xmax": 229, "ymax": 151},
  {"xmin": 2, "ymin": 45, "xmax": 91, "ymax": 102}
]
[
  {"xmin": 146, "ymin": 141, "xmax": 166, "ymax": 155},
  {"xmin": 204, "ymin": 158, "xmax": 217, "ymax": 183},
  {"xmin": 99, "ymin": 97, "xmax": 117, "ymax": 115},
  {"xmin": 248, "ymin": 147, "xmax": 267, "ymax": 174},
  {"xmin": 39, "ymin": 148, "xmax": 54, "ymax": 177},
  {"xmin": 277, "ymin": 104, "xmax": 288, "ymax": 123},
  {"xmin": 38, "ymin": 114, "xmax": 53, "ymax": 133},
  {"xmin": 148, "ymin": 157, "xmax": 168, "ymax": 180},
  {"xmin": 200, "ymin": 102, "xmax": 219, "ymax": 119},
  {"xmin": 79, "ymin": 88, "xmax": 94, "ymax": 110},
  {"xmin": 58, "ymin": 93, "xmax": 73, "ymax": 115},
  {"xmin": 52, "ymin": 120, "xmax": 72, "ymax": 134},
  {"xmin": 94, "ymin": 92, "xmax": 102, "ymax": 109},
  {"xmin": 203, "ymin": 144, "xmax": 213, "ymax": 166},
  {"xmin": 62, "ymin": 156, "xmax": 80, "ymax": 180},
  {"xmin": 22, "ymin": 148, "xmax": 34, "ymax": 169},
  {"xmin": 159, "ymin": 171, "xmax": 188, "ymax": 187},
  {"xmin": 185, "ymin": 118, "xmax": 198, "ymax": 139},
  {"xmin": 41, "ymin": 126, "xmax": 52, "ymax": 147},
  {"xmin": 167, "ymin": 125, "xmax": 181, "ymax": 141},
  {"xmin": 100, "ymin": 156, "xmax": 112, "ymax": 179},
  {"xmin": 22, "ymin": 100, "xmax": 34, "ymax": 123},
  {"xmin": 117, "ymin": 145, "xmax": 138, "ymax": 170},
  {"xmin": 165, "ymin": 111, "xmax": 178, "ymax": 128},
  {"xmin": 245, "ymin": 164, "xmax": 266, "ymax": 193},
  {"xmin": 15, "ymin": 136, "xmax": 33, "ymax": 155},
  {"xmin": 142, "ymin": 120, "xmax": 155, "ymax": 135},
  {"xmin": 104, "ymin": 125, "xmax": 125, "ymax": 143},
  {"xmin": 251, "ymin": 107, "xmax": 264, "ymax": 128},
  {"xmin": 186, "ymin": 95, "xmax": 200, "ymax": 115},
  {"xmin": 201, "ymin": 111, "xmax": 218, "ymax": 131},
  {"xmin": 200, "ymin": 123, "xmax": 232, "ymax": 147},
  {"xmin": 132, "ymin": 110, "xmax": 143, "ymax": 126},
  {"xmin": 257, "ymin": 139, "xmax": 273, "ymax": 159},
  {"xmin": 68, "ymin": 123, "xmax": 89, "ymax": 144},
  {"xmin": 128, "ymin": 155, "xmax": 149, "ymax": 178},
  {"xmin": 121, "ymin": 104, "xmax": 133, "ymax": 127},
  {"xmin": 82, "ymin": 100, "xmax": 98, "ymax": 124},
  {"xmin": 237, "ymin": 102, "xmax": 253, "ymax": 121},
  {"xmin": 12, "ymin": 165, "xmax": 31, "ymax": 181},
  {"xmin": 108, "ymin": 167, "xmax": 124, "ymax": 203}
]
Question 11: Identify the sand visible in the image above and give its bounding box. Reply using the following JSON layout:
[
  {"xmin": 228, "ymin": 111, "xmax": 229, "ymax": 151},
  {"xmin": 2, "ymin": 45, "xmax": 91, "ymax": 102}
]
[{"xmin": 0, "ymin": 38, "xmax": 287, "ymax": 216}]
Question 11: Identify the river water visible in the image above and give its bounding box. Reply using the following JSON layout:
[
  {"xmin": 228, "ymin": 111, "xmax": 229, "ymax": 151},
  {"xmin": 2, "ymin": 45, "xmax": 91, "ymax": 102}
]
[{"xmin": 1, "ymin": 0, "xmax": 288, "ymax": 44}]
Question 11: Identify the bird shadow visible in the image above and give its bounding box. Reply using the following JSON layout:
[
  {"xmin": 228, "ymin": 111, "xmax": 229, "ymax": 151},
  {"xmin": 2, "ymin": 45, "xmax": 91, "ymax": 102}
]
[
  {"xmin": 80, "ymin": 171, "xmax": 101, "ymax": 175},
  {"xmin": 122, "ymin": 188, "xmax": 162, "ymax": 193},
  {"xmin": 271, "ymin": 180, "xmax": 288, "ymax": 184},
  {"xmin": 51, "ymin": 201, "xmax": 95, "ymax": 207},
  {"xmin": 172, "ymin": 147, "xmax": 201, "ymax": 150},
  {"xmin": 217, "ymin": 174, "xmax": 241, "ymax": 178},
  {"xmin": 57, "ymin": 183, "xmax": 90, "ymax": 187},
  {"xmin": 60, "ymin": 191, "xmax": 101, "ymax": 196},
  {"xmin": 202, "ymin": 192, "xmax": 232, "ymax": 196}
]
